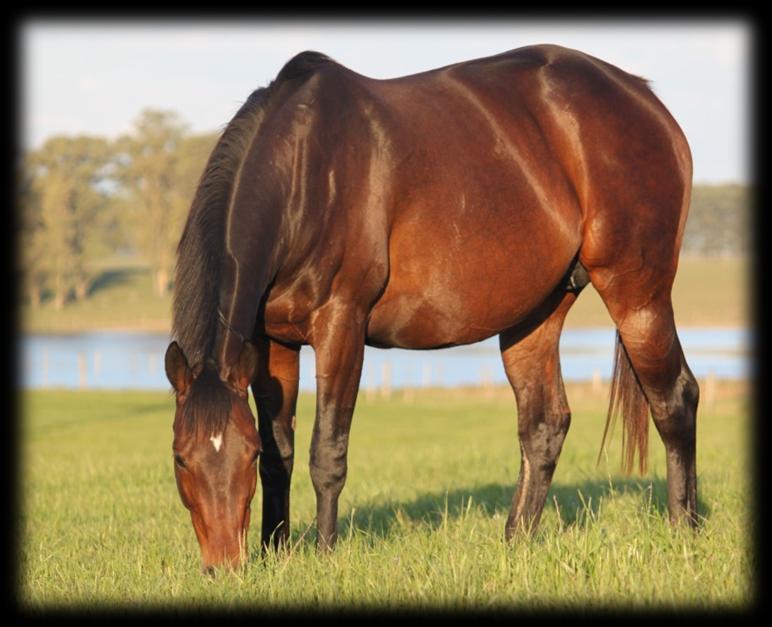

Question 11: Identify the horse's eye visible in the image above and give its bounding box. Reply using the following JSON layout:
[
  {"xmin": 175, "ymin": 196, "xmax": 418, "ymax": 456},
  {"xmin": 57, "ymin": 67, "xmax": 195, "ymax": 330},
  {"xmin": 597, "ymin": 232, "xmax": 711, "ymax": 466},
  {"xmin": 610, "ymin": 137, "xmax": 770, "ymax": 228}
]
[
  {"xmin": 174, "ymin": 453, "xmax": 187, "ymax": 469},
  {"xmin": 251, "ymin": 449, "xmax": 261, "ymax": 464}
]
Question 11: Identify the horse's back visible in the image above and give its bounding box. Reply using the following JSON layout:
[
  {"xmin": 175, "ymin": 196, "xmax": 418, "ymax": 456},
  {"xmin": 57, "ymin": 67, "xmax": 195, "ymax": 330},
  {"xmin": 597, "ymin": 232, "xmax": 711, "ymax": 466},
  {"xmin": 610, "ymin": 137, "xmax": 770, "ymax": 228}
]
[{"xmin": 259, "ymin": 46, "xmax": 690, "ymax": 349}]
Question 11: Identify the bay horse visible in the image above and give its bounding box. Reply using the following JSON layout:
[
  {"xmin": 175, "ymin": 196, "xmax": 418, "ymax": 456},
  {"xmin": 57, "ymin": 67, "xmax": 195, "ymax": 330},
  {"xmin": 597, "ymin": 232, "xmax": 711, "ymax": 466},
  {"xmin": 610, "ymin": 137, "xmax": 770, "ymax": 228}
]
[{"xmin": 165, "ymin": 44, "xmax": 698, "ymax": 571}]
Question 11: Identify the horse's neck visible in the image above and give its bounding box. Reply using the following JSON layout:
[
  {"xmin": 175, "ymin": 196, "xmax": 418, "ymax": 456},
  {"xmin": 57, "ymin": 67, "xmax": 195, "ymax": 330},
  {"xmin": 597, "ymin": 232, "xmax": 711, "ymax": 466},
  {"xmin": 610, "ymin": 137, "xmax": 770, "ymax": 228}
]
[
  {"xmin": 215, "ymin": 214, "xmax": 282, "ymax": 372},
  {"xmin": 214, "ymin": 98, "xmax": 311, "ymax": 372}
]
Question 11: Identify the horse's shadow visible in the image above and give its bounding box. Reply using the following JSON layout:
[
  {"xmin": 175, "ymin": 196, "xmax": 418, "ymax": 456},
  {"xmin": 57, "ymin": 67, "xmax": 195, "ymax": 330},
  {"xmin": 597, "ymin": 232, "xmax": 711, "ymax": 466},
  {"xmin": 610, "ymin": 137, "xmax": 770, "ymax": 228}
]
[{"xmin": 327, "ymin": 477, "xmax": 710, "ymax": 542}]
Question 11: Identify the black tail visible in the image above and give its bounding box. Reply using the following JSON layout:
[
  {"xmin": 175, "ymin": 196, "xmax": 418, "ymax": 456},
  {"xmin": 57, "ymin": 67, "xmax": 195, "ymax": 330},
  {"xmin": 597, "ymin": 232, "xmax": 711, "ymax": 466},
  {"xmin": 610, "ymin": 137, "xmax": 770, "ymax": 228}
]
[{"xmin": 598, "ymin": 331, "xmax": 650, "ymax": 475}]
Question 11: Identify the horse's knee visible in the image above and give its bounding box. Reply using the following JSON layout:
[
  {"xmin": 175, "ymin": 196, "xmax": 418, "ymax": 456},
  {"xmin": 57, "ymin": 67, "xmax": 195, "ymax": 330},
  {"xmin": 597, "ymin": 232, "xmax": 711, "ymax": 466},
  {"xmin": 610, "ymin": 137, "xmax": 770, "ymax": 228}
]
[
  {"xmin": 259, "ymin": 453, "xmax": 292, "ymax": 493},
  {"xmin": 309, "ymin": 456, "xmax": 347, "ymax": 497},
  {"xmin": 554, "ymin": 410, "xmax": 571, "ymax": 433},
  {"xmin": 519, "ymin": 411, "xmax": 571, "ymax": 470},
  {"xmin": 257, "ymin": 415, "xmax": 295, "ymax": 486}
]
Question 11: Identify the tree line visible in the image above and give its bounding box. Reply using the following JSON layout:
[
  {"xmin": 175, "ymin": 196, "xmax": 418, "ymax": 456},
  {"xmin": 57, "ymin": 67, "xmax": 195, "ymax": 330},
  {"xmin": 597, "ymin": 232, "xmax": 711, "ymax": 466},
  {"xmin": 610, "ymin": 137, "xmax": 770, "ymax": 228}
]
[
  {"xmin": 17, "ymin": 108, "xmax": 751, "ymax": 310},
  {"xmin": 18, "ymin": 109, "xmax": 217, "ymax": 310}
]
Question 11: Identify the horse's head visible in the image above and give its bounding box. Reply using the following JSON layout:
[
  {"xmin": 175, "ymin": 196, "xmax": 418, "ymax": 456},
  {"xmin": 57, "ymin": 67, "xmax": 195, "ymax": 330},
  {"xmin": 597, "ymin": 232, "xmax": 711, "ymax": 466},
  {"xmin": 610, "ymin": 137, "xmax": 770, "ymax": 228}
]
[{"xmin": 164, "ymin": 340, "xmax": 261, "ymax": 573}]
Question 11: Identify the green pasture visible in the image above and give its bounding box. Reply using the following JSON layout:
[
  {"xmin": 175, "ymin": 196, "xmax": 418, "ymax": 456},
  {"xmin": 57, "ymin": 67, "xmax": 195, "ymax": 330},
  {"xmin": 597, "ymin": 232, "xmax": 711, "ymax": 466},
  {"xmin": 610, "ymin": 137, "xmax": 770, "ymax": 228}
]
[
  {"xmin": 20, "ymin": 256, "xmax": 749, "ymax": 334},
  {"xmin": 19, "ymin": 381, "xmax": 752, "ymax": 610},
  {"xmin": 569, "ymin": 255, "xmax": 749, "ymax": 328}
]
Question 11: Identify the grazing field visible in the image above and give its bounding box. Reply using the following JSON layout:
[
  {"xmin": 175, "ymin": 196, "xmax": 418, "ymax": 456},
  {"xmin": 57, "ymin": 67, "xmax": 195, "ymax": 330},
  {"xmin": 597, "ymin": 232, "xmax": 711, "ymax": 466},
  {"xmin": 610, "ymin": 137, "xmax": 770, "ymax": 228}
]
[
  {"xmin": 568, "ymin": 255, "xmax": 749, "ymax": 328},
  {"xmin": 20, "ymin": 256, "xmax": 749, "ymax": 333},
  {"xmin": 19, "ymin": 381, "xmax": 752, "ymax": 611}
]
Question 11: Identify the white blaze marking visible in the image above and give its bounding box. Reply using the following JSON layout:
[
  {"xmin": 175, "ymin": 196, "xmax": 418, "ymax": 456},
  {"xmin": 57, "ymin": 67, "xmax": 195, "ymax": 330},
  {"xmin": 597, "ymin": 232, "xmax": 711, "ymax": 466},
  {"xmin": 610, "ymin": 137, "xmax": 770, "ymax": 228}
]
[{"xmin": 210, "ymin": 433, "xmax": 223, "ymax": 453}]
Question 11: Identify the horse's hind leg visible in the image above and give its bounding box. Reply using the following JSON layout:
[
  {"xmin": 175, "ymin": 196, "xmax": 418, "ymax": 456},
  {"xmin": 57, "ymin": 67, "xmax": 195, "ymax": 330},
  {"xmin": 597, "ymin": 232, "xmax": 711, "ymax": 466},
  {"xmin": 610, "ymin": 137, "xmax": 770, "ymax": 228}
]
[
  {"xmin": 499, "ymin": 290, "xmax": 578, "ymax": 539},
  {"xmin": 579, "ymin": 191, "xmax": 699, "ymax": 524},
  {"xmin": 573, "ymin": 84, "xmax": 698, "ymax": 525},
  {"xmin": 251, "ymin": 336, "xmax": 300, "ymax": 550},
  {"xmin": 589, "ymin": 274, "xmax": 699, "ymax": 526}
]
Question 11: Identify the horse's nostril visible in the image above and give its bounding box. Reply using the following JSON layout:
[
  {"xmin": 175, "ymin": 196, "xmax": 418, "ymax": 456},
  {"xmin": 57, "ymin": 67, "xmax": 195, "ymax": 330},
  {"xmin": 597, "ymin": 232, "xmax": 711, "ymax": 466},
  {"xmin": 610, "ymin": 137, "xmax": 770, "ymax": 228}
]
[{"xmin": 201, "ymin": 565, "xmax": 216, "ymax": 577}]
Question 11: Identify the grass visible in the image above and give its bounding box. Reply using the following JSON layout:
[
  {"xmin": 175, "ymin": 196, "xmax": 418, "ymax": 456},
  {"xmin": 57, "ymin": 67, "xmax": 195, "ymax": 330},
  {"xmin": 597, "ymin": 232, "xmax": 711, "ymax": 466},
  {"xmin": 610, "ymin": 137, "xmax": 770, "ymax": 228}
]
[
  {"xmin": 18, "ymin": 381, "xmax": 753, "ymax": 611},
  {"xmin": 20, "ymin": 256, "xmax": 749, "ymax": 333}
]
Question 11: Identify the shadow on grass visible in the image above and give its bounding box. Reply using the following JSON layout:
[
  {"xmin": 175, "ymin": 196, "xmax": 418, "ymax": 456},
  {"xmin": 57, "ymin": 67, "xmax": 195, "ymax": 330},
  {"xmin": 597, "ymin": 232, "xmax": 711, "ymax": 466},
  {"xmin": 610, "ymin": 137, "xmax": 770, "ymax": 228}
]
[
  {"xmin": 88, "ymin": 267, "xmax": 147, "ymax": 298},
  {"xmin": 327, "ymin": 477, "xmax": 711, "ymax": 542},
  {"xmin": 255, "ymin": 479, "xmax": 711, "ymax": 562}
]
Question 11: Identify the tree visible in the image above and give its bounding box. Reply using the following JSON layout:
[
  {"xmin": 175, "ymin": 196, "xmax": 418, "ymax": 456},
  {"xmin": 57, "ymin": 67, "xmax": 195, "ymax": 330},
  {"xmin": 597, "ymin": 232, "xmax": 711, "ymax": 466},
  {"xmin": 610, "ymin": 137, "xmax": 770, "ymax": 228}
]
[
  {"xmin": 24, "ymin": 135, "xmax": 114, "ymax": 309},
  {"xmin": 17, "ymin": 157, "xmax": 48, "ymax": 309},
  {"xmin": 113, "ymin": 109, "xmax": 194, "ymax": 296}
]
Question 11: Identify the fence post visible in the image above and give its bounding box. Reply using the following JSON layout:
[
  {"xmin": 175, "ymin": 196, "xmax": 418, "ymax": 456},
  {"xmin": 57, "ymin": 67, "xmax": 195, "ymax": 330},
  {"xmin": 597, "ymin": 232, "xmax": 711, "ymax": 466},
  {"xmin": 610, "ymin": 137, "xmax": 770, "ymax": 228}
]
[
  {"xmin": 42, "ymin": 349, "xmax": 49, "ymax": 387},
  {"xmin": 480, "ymin": 364, "xmax": 494, "ymax": 398},
  {"xmin": 592, "ymin": 368, "xmax": 602, "ymax": 396},
  {"xmin": 704, "ymin": 371, "xmax": 716, "ymax": 411},
  {"xmin": 422, "ymin": 363, "xmax": 431, "ymax": 388},
  {"xmin": 381, "ymin": 361, "xmax": 392, "ymax": 399},
  {"xmin": 77, "ymin": 352, "xmax": 87, "ymax": 389},
  {"xmin": 366, "ymin": 368, "xmax": 375, "ymax": 402}
]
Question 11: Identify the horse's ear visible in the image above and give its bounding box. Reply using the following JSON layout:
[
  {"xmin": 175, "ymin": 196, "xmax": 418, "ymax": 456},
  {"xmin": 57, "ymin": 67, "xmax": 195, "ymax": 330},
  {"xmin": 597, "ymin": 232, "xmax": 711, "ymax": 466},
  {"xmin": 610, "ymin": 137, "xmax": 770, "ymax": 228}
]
[
  {"xmin": 165, "ymin": 341, "xmax": 193, "ymax": 396},
  {"xmin": 228, "ymin": 340, "xmax": 258, "ymax": 394}
]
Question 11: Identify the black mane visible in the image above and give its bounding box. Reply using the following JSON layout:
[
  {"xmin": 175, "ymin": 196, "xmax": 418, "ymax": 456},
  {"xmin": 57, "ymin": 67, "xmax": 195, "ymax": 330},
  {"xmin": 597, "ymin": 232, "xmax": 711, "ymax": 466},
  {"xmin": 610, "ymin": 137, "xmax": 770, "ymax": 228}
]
[
  {"xmin": 171, "ymin": 51, "xmax": 333, "ymax": 433},
  {"xmin": 172, "ymin": 87, "xmax": 268, "ymax": 370},
  {"xmin": 171, "ymin": 50, "xmax": 334, "ymax": 370}
]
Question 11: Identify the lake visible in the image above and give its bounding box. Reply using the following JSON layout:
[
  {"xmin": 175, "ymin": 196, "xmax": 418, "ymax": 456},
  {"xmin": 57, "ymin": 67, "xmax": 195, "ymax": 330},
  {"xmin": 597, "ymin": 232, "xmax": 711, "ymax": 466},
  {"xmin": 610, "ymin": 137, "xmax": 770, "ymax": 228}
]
[{"xmin": 20, "ymin": 328, "xmax": 750, "ymax": 391}]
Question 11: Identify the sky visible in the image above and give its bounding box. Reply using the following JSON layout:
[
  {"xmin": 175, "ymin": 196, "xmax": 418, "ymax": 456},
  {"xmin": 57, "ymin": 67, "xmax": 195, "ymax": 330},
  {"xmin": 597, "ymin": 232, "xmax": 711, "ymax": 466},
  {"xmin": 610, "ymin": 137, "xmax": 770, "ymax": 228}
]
[{"xmin": 20, "ymin": 19, "xmax": 751, "ymax": 184}]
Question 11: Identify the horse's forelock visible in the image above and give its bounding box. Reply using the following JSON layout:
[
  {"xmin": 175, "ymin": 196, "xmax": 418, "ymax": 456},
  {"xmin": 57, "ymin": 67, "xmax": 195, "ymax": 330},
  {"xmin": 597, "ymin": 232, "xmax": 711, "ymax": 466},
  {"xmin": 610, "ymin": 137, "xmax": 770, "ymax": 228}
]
[{"xmin": 182, "ymin": 368, "xmax": 233, "ymax": 436}]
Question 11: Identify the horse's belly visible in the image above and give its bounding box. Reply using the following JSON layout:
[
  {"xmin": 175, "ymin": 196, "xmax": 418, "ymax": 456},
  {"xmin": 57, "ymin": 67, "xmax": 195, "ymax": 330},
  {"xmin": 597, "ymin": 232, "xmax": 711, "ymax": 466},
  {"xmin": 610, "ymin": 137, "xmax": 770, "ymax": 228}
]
[{"xmin": 366, "ymin": 208, "xmax": 578, "ymax": 349}]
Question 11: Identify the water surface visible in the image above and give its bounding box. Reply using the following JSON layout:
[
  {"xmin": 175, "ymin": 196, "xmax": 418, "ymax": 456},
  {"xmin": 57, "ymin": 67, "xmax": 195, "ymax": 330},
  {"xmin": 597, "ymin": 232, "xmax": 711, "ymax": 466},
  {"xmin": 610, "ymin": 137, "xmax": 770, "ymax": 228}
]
[{"xmin": 20, "ymin": 328, "xmax": 750, "ymax": 391}]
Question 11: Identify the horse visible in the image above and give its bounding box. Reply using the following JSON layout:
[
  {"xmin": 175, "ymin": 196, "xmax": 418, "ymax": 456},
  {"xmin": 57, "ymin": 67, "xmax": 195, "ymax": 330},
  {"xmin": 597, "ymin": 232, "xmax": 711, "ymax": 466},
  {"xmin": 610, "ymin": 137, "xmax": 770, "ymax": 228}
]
[{"xmin": 164, "ymin": 44, "xmax": 699, "ymax": 572}]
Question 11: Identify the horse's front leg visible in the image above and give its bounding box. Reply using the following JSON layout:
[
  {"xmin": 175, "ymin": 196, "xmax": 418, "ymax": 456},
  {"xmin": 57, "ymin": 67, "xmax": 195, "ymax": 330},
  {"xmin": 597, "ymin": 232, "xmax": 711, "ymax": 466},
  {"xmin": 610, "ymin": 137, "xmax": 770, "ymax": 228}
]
[
  {"xmin": 308, "ymin": 304, "xmax": 366, "ymax": 551},
  {"xmin": 252, "ymin": 336, "xmax": 300, "ymax": 552}
]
